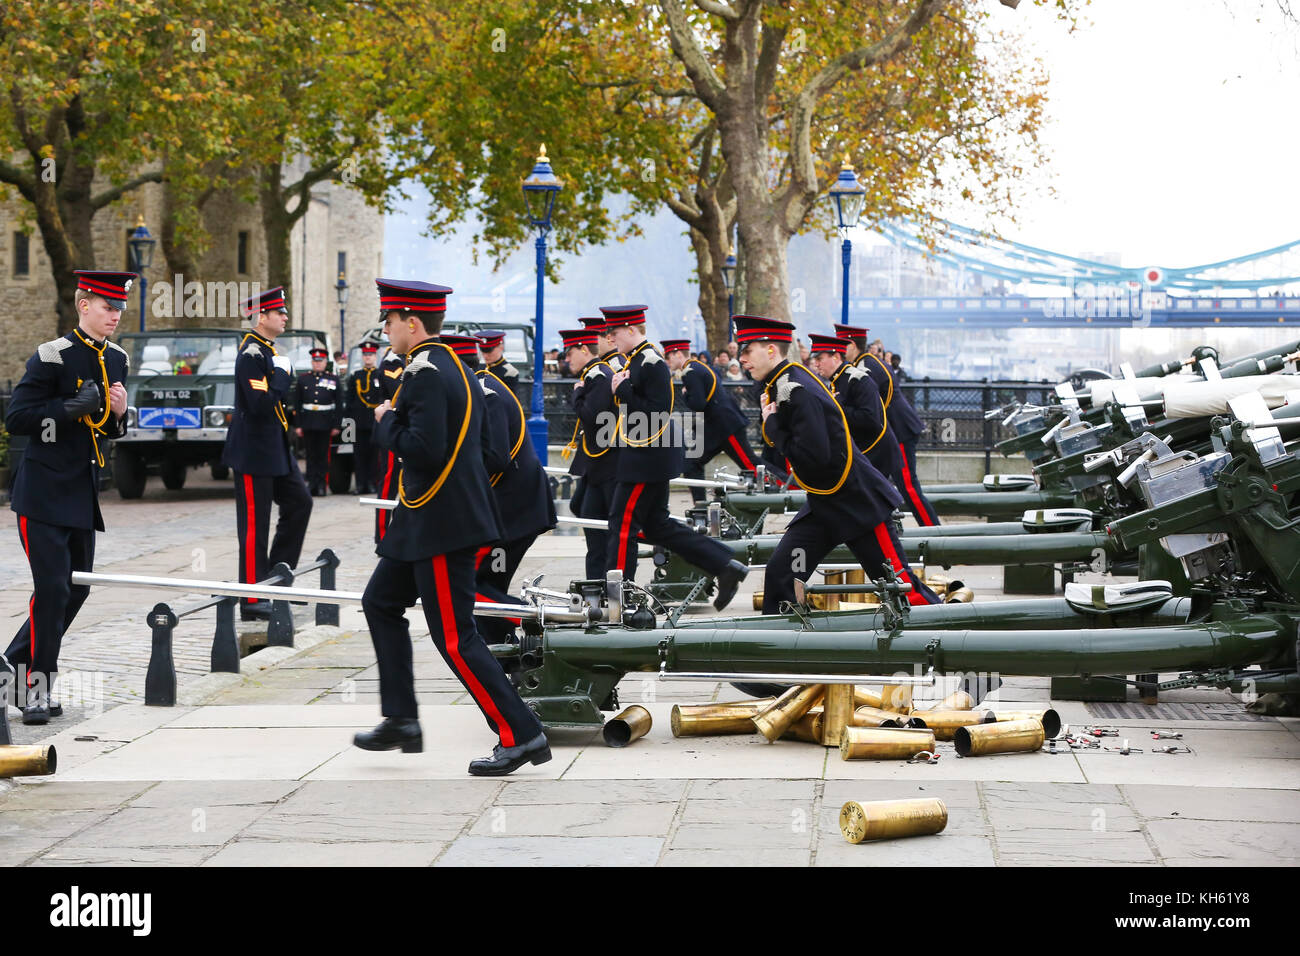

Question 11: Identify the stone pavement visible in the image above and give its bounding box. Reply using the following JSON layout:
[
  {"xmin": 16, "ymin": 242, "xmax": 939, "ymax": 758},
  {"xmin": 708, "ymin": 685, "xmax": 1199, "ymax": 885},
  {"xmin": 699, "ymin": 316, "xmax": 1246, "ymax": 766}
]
[{"xmin": 2, "ymin": 469, "xmax": 1298, "ymax": 866}]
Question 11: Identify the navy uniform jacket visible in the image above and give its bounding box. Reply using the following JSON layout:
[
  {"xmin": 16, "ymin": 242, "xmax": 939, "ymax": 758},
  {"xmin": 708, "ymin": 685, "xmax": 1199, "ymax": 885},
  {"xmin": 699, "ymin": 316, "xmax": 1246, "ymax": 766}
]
[
  {"xmin": 378, "ymin": 349, "xmax": 405, "ymax": 401},
  {"xmin": 856, "ymin": 352, "xmax": 923, "ymax": 443},
  {"xmin": 568, "ymin": 356, "xmax": 619, "ymax": 484},
  {"xmin": 293, "ymin": 371, "xmax": 342, "ymax": 431},
  {"xmin": 612, "ymin": 340, "xmax": 684, "ymax": 483},
  {"xmin": 681, "ymin": 358, "xmax": 747, "ymax": 450},
  {"xmin": 374, "ymin": 340, "xmax": 504, "ymax": 562},
  {"xmin": 221, "ymin": 331, "xmax": 293, "ymax": 476},
  {"xmin": 478, "ymin": 368, "xmax": 557, "ymax": 541},
  {"xmin": 344, "ymin": 366, "xmax": 383, "ymax": 433},
  {"xmin": 6, "ymin": 331, "xmax": 128, "ymax": 532},
  {"xmin": 829, "ymin": 360, "xmax": 901, "ymax": 471},
  {"xmin": 760, "ymin": 361, "xmax": 902, "ymax": 536},
  {"xmin": 487, "ymin": 357, "xmax": 520, "ymax": 384}
]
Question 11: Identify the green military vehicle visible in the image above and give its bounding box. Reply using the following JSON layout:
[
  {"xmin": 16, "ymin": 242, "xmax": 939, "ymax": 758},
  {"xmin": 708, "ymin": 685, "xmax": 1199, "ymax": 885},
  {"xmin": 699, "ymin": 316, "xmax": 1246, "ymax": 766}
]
[{"xmin": 113, "ymin": 328, "xmax": 329, "ymax": 498}]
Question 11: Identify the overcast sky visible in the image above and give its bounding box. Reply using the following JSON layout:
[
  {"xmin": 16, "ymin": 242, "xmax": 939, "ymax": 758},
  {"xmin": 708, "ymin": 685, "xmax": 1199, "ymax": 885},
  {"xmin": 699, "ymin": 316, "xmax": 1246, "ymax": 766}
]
[{"xmin": 953, "ymin": 0, "xmax": 1300, "ymax": 272}]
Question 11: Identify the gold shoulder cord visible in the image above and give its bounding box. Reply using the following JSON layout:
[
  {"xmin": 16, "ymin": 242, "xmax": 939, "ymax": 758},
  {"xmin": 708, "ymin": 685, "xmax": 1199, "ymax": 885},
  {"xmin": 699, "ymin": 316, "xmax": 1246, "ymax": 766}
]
[
  {"xmin": 355, "ymin": 370, "xmax": 379, "ymax": 409},
  {"xmin": 240, "ymin": 332, "xmax": 289, "ymax": 431},
  {"xmin": 561, "ymin": 359, "xmax": 613, "ymax": 461},
  {"xmin": 397, "ymin": 344, "xmax": 473, "ymax": 508},
  {"xmin": 762, "ymin": 362, "xmax": 853, "ymax": 496},
  {"xmin": 72, "ymin": 330, "xmax": 113, "ymax": 467},
  {"xmin": 480, "ymin": 369, "xmax": 526, "ymax": 486},
  {"xmin": 616, "ymin": 343, "xmax": 672, "ymax": 446},
  {"xmin": 690, "ymin": 359, "xmax": 718, "ymax": 402},
  {"xmin": 833, "ymin": 363, "xmax": 888, "ymax": 454},
  {"xmin": 865, "ymin": 353, "xmax": 895, "ymax": 408}
]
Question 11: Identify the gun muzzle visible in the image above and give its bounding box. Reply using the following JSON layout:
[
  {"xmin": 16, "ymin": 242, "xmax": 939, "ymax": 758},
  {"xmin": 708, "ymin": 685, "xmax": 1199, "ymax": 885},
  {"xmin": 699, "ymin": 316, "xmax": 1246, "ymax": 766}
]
[
  {"xmin": 602, "ymin": 706, "xmax": 653, "ymax": 748},
  {"xmin": 0, "ymin": 744, "xmax": 57, "ymax": 778},
  {"xmin": 954, "ymin": 717, "xmax": 1045, "ymax": 756},
  {"xmin": 993, "ymin": 708, "xmax": 1061, "ymax": 738},
  {"xmin": 839, "ymin": 798, "xmax": 949, "ymax": 843},
  {"xmin": 670, "ymin": 699, "xmax": 775, "ymax": 737},
  {"xmin": 839, "ymin": 727, "xmax": 936, "ymax": 761},
  {"xmin": 752, "ymin": 684, "xmax": 825, "ymax": 742},
  {"xmin": 905, "ymin": 709, "xmax": 997, "ymax": 741}
]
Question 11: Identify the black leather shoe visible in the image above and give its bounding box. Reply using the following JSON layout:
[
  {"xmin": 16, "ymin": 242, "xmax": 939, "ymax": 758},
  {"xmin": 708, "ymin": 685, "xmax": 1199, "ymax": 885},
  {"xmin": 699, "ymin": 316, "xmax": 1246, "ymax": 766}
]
[
  {"xmin": 353, "ymin": 717, "xmax": 423, "ymax": 753},
  {"xmin": 240, "ymin": 604, "xmax": 272, "ymax": 622},
  {"xmin": 468, "ymin": 731, "xmax": 551, "ymax": 776},
  {"xmin": 713, "ymin": 559, "xmax": 749, "ymax": 611},
  {"xmin": 48, "ymin": 702, "xmax": 63, "ymax": 718},
  {"xmin": 22, "ymin": 692, "xmax": 49, "ymax": 726}
]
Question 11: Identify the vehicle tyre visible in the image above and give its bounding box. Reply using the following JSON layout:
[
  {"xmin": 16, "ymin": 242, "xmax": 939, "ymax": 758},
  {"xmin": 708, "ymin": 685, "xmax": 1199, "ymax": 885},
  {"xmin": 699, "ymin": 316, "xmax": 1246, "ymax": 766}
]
[
  {"xmin": 729, "ymin": 682, "xmax": 791, "ymax": 699},
  {"xmin": 328, "ymin": 452, "xmax": 352, "ymax": 495},
  {"xmin": 160, "ymin": 458, "xmax": 187, "ymax": 490},
  {"xmin": 114, "ymin": 447, "xmax": 148, "ymax": 499},
  {"xmin": 210, "ymin": 463, "xmax": 229, "ymax": 481}
]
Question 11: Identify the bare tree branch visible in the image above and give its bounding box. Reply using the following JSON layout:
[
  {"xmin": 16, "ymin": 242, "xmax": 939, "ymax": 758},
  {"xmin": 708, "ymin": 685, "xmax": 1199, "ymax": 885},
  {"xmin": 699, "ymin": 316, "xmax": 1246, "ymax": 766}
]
[
  {"xmin": 659, "ymin": 0, "xmax": 726, "ymax": 109},
  {"xmin": 90, "ymin": 170, "xmax": 165, "ymax": 210},
  {"xmin": 693, "ymin": 0, "xmax": 740, "ymax": 20},
  {"xmin": 0, "ymin": 158, "xmax": 36, "ymax": 200}
]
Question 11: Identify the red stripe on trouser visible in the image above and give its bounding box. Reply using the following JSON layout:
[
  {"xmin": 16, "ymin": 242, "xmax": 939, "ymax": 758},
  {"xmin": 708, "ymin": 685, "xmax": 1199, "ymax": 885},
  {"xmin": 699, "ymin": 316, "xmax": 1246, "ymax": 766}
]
[
  {"xmin": 20, "ymin": 516, "xmax": 33, "ymax": 686},
  {"xmin": 872, "ymin": 522, "xmax": 933, "ymax": 606},
  {"xmin": 378, "ymin": 453, "xmax": 395, "ymax": 538},
  {"xmin": 475, "ymin": 592, "xmax": 522, "ymax": 625},
  {"xmin": 728, "ymin": 435, "xmax": 756, "ymax": 471},
  {"xmin": 898, "ymin": 442, "xmax": 935, "ymax": 527},
  {"xmin": 614, "ymin": 484, "xmax": 646, "ymax": 573},
  {"xmin": 434, "ymin": 554, "xmax": 515, "ymax": 746},
  {"xmin": 474, "ymin": 546, "xmax": 491, "ymax": 570},
  {"xmin": 243, "ymin": 475, "xmax": 260, "ymax": 602}
]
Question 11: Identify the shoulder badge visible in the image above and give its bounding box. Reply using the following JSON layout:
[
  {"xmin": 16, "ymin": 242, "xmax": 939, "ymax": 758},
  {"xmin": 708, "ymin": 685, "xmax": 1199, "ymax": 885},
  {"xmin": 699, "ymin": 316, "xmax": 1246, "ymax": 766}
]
[
  {"xmin": 241, "ymin": 342, "xmax": 263, "ymax": 358},
  {"xmin": 479, "ymin": 378, "xmax": 496, "ymax": 397},
  {"xmin": 775, "ymin": 377, "xmax": 803, "ymax": 405},
  {"xmin": 404, "ymin": 352, "xmax": 437, "ymax": 377},
  {"xmin": 37, "ymin": 337, "xmax": 74, "ymax": 365},
  {"xmin": 641, "ymin": 347, "xmax": 663, "ymax": 366},
  {"xmin": 384, "ymin": 367, "xmax": 403, "ymax": 379},
  {"xmin": 584, "ymin": 364, "xmax": 607, "ymax": 382},
  {"xmin": 842, "ymin": 363, "xmax": 866, "ymax": 381},
  {"xmin": 106, "ymin": 340, "xmax": 129, "ymax": 371}
]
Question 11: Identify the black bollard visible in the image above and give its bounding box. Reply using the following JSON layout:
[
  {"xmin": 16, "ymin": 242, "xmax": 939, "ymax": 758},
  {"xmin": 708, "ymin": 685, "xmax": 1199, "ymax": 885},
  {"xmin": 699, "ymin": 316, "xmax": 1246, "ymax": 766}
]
[
  {"xmin": 210, "ymin": 597, "xmax": 240, "ymax": 673},
  {"xmin": 267, "ymin": 562, "xmax": 295, "ymax": 647},
  {"xmin": 315, "ymin": 548, "xmax": 340, "ymax": 627},
  {"xmin": 145, "ymin": 602, "xmax": 178, "ymax": 706}
]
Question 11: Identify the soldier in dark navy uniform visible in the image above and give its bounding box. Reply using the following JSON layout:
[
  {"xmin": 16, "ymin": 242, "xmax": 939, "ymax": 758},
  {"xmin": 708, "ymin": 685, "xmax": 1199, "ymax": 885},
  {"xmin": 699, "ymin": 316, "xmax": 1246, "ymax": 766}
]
[
  {"xmin": 808, "ymin": 332, "xmax": 905, "ymax": 497},
  {"xmin": 602, "ymin": 305, "xmax": 748, "ymax": 611},
  {"xmin": 354, "ymin": 279, "xmax": 549, "ymax": 776},
  {"xmin": 734, "ymin": 316, "xmax": 939, "ymax": 613},
  {"xmin": 344, "ymin": 343, "xmax": 383, "ymax": 494},
  {"xmin": 442, "ymin": 334, "xmax": 556, "ymax": 642},
  {"xmin": 478, "ymin": 330, "xmax": 519, "ymax": 384},
  {"xmin": 221, "ymin": 286, "xmax": 313, "ymax": 621},
  {"xmin": 560, "ymin": 324, "xmax": 619, "ymax": 579},
  {"xmin": 3, "ymin": 271, "xmax": 132, "ymax": 723},
  {"xmin": 836, "ymin": 323, "xmax": 939, "ymax": 526},
  {"xmin": 662, "ymin": 338, "xmax": 763, "ymax": 503},
  {"xmin": 293, "ymin": 347, "xmax": 341, "ymax": 496},
  {"xmin": 374, "ymin": 345, "xmax": 405, "ymax": 542}
]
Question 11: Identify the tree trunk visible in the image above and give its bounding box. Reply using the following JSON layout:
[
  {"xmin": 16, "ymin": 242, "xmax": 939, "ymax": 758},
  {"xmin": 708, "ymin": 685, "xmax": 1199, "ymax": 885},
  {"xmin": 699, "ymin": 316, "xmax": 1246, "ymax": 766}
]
[
  {"xmin": 159, "ymin": 180, "xmax": 205, "ymax": 330},
  {"xmin": 258, "ymin": 162, "xmax": 295, "ymax": 292}
]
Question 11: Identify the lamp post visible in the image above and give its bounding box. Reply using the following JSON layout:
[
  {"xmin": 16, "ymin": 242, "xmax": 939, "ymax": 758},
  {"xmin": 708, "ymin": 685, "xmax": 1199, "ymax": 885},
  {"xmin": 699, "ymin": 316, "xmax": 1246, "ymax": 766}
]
[
  {"xmin": 126, "ymin": 215, "xmax": 156, "ymax": 332},
  {"xmin": 827, "ymin": 155, "xmax": 866, "ymax": 325},
  {"xmin": 335, "ymin": 271, "xmax": 349, "ymax": 355},
  {"xmin": 720, "ymin": 249, "xmax": 736, "ymax": 342},
  {"xmin": 522, "ymin": 144, "xmax": 562, "ymax": 463}
]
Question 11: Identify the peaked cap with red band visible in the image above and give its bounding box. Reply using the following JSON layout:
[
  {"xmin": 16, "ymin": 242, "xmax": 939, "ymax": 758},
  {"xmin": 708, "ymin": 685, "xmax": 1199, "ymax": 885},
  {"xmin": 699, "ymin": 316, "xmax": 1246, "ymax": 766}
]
[
  {"xmin": 599, "ymin": 304, "xmax": 648, "ymax": 329},
  {"xmin": 376, "ymin": 278, "xmax": 451, "ymax": 314},
  {"xmin": 477, "ymin": 330, "xmax": 506, "ymax": 349},
  {"xmin": 360, "ymin": 343, "xmax": 379, "ymax": 354},
  {"xmin": 579, "ymin": 316, "xmax": 609, "ymax": 333},
  {"xmin": 75, "ymin": 271, "xmax": 137, "ymax": 309},
  {"xmin": 240, "ymin": 285, "xmax": 288, "ymax": 318},
  {"xmin": 309, "ymin": 348, "xmax": 328, "ymax": 359},
  {"xmin": 732, "ymin": 314, "xmax": 795, "ymax": 344},
  {"xmin": 833, "ymin": 323, "xmax": 869, "ymax": 342},
  {"xmin": 660, "ymin": 339, "xmax": 691, "ymax": 355},
  {"xmin": 439, "ymin": 334, "xmax": 482, "ymax": 360},
  {"xmin": 560, "ymin": 329, "xmax": 599, "ymax": 350},
  {"xmin": 807, "ymin": 333, "xmax": 849, "ymax": 355}
]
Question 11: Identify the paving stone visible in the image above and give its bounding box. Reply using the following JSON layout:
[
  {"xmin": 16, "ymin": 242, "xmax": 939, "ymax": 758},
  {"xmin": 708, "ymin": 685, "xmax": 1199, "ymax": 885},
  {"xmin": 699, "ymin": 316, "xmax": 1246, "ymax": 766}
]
[
  {"xmin": 242, "ymin": 809, "xmax": 470, "ymax": 843},
  {"xmin": 282, "ymin": 779, "xmax": 497, "ymax": 815},
  {"xmin": 822, "ymin": 779, "xmax": 981, "ymax": 809},
  {"xmin": 1143, "ymin": 819, "xmax": 1300, "ymax": 862},
  {"xmin": 33, "ymin": 845, "xmax": 217, "ymax": 866},
  {"xmin": 204, "ymin": 840, "xmax": 445, "ymax": 867},
  {"xmin": 669, "ymin": 821, "xmax": 814, "ymax": 850},
  {"xmin": 72, "ymin": 805, "xmax": 270, "ymax": 847},
  {"xmin": 129, "ymin": 780, "xmax": 303, "ymax": 808},
  {"xmin": 687, "ymin": 779, "xmax": 816, "ymax": 802},
  {"xmin": 1120, "ymin": 785, "xmax": 1300, "ymax": 823},
  {"xmin": 0, "ymin": 808, "xmax": 114, "ymax": 841},
  {"xmin": 435, "ymin": 835, "xmax": 664, "ymax": 866},
  {"xmin": 986, "ymin": 804, "xmax": 1140, "ymax": 832},
  {"xmin": 816, "ymin": 833, "xmax": 995, "ymax": 867},
  {"xmin": 469, "ymin": 802, "xmax": 678, "ymax": 837},
  {"xmin": 993, "ymin": 828, "xmax": 1158, "ymax": 864},
  {"xmin": 496, "ymin": 779, "xmax": 685, "ymax": 805},
  {"xmin": 980, "ymin": 781, "xmax": 1123, "ymax": 806},
  {"xmin": 659, "ymin": 847, "xmax": 811, "ymax": 866},
  {"xmin": 0, "ymin": 781, "xmax": 152, "ymax": 811}
]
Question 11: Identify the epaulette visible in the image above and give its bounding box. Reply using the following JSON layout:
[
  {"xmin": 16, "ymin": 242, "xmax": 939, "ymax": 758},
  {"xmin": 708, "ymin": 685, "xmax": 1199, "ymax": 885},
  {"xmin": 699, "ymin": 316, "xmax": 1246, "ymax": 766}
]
[
  {"xmin": 584, "ymin": 364, "xmax": 607, "ymax": 381},
  {"xmin": 106, "ymin": 340, "xmax": 129, "ymax": 371},
  {"xmin": 37, "ymin": 337, "xmax": 74, "ymax": 365},
  {"xmin": 776, "ymin": 377, "xmax": 802, "ymax": 405},
  {"xmin": 500, "ymin": 364, "xmax": 519, "ymax": 378},
  {"xmin": 479, "ymin": 379, "xmax": 496, "ymax": 397},
  {"xmin": 841, "ymin": 363, "xmax": 866, "ymax": 381},
  {"xmin": 640, "ymin": 347, "xmax": 663, "ymax": 365},
  {"xmin": 405, "ymin": 352, "xmax": 437, "ymax": 377},
  {"xmin": 242, "ymin": 342, "xmax": 263, "ymax": 357}
]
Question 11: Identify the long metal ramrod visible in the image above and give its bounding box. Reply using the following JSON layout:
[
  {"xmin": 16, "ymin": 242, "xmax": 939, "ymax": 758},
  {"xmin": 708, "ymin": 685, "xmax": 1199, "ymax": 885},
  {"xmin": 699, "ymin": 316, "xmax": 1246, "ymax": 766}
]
[
  {"xmin": 69, "ymin": 571, "xmax": 599, "ymax": 625},
  {"xmin": 543, "ymin": 465, "xmax": 742, "ymax": 490},
  {"xmin": 362, "ymin": 497, "xmax": 618, "ymax": 530}
]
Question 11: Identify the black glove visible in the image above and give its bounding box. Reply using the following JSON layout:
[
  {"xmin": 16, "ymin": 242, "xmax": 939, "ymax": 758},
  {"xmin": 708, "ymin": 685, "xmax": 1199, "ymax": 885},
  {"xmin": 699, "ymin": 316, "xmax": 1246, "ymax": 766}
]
[{"xmin": 64, "ymin": 379, "xmax": 103, "ymax": 420}]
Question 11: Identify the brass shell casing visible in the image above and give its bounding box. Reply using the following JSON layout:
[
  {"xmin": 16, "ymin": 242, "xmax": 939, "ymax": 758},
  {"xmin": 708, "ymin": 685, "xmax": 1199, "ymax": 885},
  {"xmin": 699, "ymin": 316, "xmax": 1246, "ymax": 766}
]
[
  {"xmin": 670, "ymin": 699, "xmax": 775, "ymax": 737},
  {"xmin": 954, "ymin": 718, "xmax": 1045, "ymax": 756},
  {"xmin": 602, "ymin": 705, "xmax": 653, "ymax": 747},
  {"xmin": 783, "ymin": 710, "xmax": 825, "ymax": 743},
  {"xmin": 879, "ymin": 684, "xmax": 914, "ymax": 714},
  {"xmin": 820, "ymin": 685, "xmax": 856, "ymax": 746},
  {"xmin": 0, "ymin": 744, "xmax": 57, "ymax": 778},
  {"xmin": 851, "ymin": 705, "xmax": 904, "ymax": 728},
  {"xmin": 930, "ymin": 690, "xmax": 975, "ymax": 712},
  {"xmin": 753, "ymin": 684, "xmax": 825, "ymax": 742},
  {"xmin": 839, "ymin": 798, "xmax": 948, "ymax": 844},
  {"xmin": 838, "ymin": 727, "xmax": 936, "ymax": 761},
  {"xmin": 906, "ymin": 709, "xmax": 996, "ymax": 741},
  {"xmin": 945, "ymin": 587, "xmax": 975, "ymax": 603},
  {"xmin": 853, "ymin": 687, "xmax": 885, "ymax": 709},
  {"xmin": 993, "ymin": 708, "xmax": 1061, "ymax": 739}
]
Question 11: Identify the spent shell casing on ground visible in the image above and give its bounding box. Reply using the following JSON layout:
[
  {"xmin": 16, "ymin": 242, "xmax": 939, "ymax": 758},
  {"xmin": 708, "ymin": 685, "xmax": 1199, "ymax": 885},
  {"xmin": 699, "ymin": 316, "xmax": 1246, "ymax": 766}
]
[
  {"xmin": 602, "ymin": 705, "xmax": 653, "ymax": 748},
  {"xmin": 670, "ymin": 699, "xmax": 775, "ymax": 737},
  {"xmin": 820, "ymin": 684, "xmax": 856, "ymax": 746},
  {"xmin": 954, "ymin": 718, "xmax": 1045, "ymax": 756},
  {"xmin": 906, "ymin": 709, "xmax": 996, "ymax": 741},
  {"xmin": 839, "ymin": 726, "xmax": 936, "ymax": 761},
  {"xmin": 993, "ymin": 708, "xmax": 1061, "ymax": 738},
  {"xmin": 753, "ymin": 684, "xmax": 825, "ymax": 742},
  {"xmin": 0, "ymin": 744, "xmax": 57, "ymax": 778},
  {"xmin": 852, "ymin": 705, "xmax": 904, "ymax": 728},
  {"xmin": 839, "ymin": 798, "xmax": 948, "ymax": 843}
]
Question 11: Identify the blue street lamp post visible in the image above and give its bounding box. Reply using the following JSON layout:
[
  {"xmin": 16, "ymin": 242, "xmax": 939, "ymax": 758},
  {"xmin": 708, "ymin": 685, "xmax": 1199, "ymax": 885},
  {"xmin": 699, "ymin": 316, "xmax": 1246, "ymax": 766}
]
[
  {"xmin": 522, "ymin": 145, "xmax": 562, "ymax": 463},
  {"xmin": 721, "ymin": 249, "xmax": 736, "ymax": 324},
  {"xmin": 827, "ymin": 156, "xmax": 866, "ymax": 325},
  {"xmin": 335, "ymin": 271, "xmax": 349, "ymax": 354},
  {"xmin": 127, "ymin": 216, "xmax": 156, "ymax": 332}
]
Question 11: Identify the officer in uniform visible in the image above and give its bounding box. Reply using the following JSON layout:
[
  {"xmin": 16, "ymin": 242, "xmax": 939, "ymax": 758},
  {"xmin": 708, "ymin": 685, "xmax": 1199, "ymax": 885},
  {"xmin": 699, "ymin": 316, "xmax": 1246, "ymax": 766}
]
[
  {"xmin": 836, "ymin": 323, "xmax": 939, "ymax": 526},
  {"xmin": 344, "ymin": 343, "xmax": 383, "ymax": 494},
  {"xmin": 478, "ymin": 330, "xmax": 519, "ymax": 383},
  {"xmin": 662, "ymin": 338, "xmax": 765, "ymax": 503},
  {"xmin": 293, "ymin": 347, "xmax": 341, "ymax": 496},
  {"xmin": 602, "ymin": 305, "xmax": 748, "ymax": 611},
  {"xmin": 221, "ymin": 286, "xmax": 313, "ymax": 621},
  {"xmin": 808, "ymin": 332, "xmax": 905, "ymax": 497},
  {"xmin": 733, "ymin": 315, "xmax": 939, "ymax": 613},
  {"xmin": 355, "ymin": 279, "xmax": 549, "ymax": 776},
  {"xmin": 374, "ymin": 344, "xmax": 405, "ymax": 542},
  {"xmin": 3, "ymin": 271, "xmax": 132, "ymax": 723},
  {"xmin": 560, "ymin": 325, "xmax": 618, "ymax": 579},
  {"xmin": 442, "ymin": 333, "xmax": 556, "ymax": 642}
]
